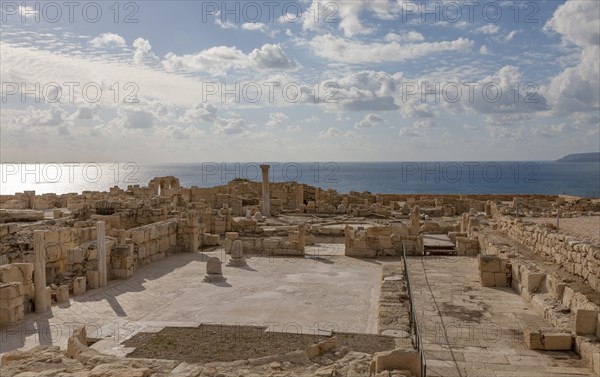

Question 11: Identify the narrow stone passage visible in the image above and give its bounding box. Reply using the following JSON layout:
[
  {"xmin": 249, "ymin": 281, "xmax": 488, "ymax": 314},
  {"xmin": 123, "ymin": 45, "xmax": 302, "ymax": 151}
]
[{"xmin": 408, "ymin": 256, "xmax": 595, "ymax": 377}]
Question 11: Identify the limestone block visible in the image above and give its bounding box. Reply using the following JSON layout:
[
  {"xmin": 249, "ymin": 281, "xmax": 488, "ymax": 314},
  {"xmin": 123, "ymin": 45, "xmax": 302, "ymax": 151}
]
[
  {"xmin": 480, "ymin": 272, "xmax": 495, "ymax": 287},
  {"xmin": 0, "ymin": 283, "xmax": 23, "ymax": 300},
  {"xmin": 71, "ymin": 248, "xmax": 85, "ymax": 264},
  {"xmin": 478, "ymin": 255, "xmax": 500, "ymax": 272},
  {"xmin": 494, "ymin": 272, "xmax": 507, "ymax": 287},
  {"xmin": 224, "ymin": 238, "xmax": 233, "ymax": 254},
  {"xmin": 204, "ymin": 256, "xmax": 226, "ymax": 283},
  {"xmin": 346, "ymin": 248, "xmax": 377, "ymax": 258},
  {"xmin": 12, "ymin": 263, "xmax": 33, "ymax": 282},
  {"xmin": 0, "ymin": 295, "xmax": 23, "ymax": 309},
  {"xmin": 543, "ymin": 333, "xmax": 572, "ymax": 351},
  {"xmin": 0, "ymin": 265, "xmax": 24, "ymax": 284},
  {"xmin": 112, "ymin": 268, "xmax": 132, "ymax": 280},
  {"xmin": 45, "ymin": 230, "xmax": 59, "ymax": 246},
  {"xmin": 0, "ymin": 305, "xmax": 23, "ymax": 324},
  {"xmin": 56, "ymin": 285, "xmax": 69, "ymax": 303},
  {"xmin": 523, "ymin": 328, "xmax": 543, "ymax": 350},
  {"xmin": 45, "ymin": 287, "xmax": 52, "ymax": 309},
  {"xmin": 373, "ymin": 348, "xmax": 420, "ymax": 376},
  {"xmin": 225, "ymin": 232, "xmax": 239, "ymax": 240},
  {"xmin": 86, "ymin": 271, "xmax": 99, "ymax": 290},
  {"xmin": 575, "ymin": 309, "xmax": 599, "ymax": 335},
  {"xmin": 525, "ymin": 272, "xmax": 546, "ymax": 293},
  {"xmin": 378, "ymin": 236, "xmax": 393, "ymax": 249},
  {"xmin": 597, "ymin": 314, "xmax": 600, "ymax": 339},
  {"xmin": 132, "ymin": 230, "xmax": 144, "ymax": 244},
  {"xmin": 73, "ymin": 277, "xmax": 86, "ymax": 296}
]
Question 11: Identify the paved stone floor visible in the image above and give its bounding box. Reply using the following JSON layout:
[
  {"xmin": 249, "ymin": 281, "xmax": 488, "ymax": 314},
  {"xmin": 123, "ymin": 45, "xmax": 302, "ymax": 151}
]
[
  {"xmin": 408, "ymin": 256, "xmax": 596, "ymax": 377},
  {"xmin": 0, "ymin": 246, "xmax": 381, "ymax": 355}
]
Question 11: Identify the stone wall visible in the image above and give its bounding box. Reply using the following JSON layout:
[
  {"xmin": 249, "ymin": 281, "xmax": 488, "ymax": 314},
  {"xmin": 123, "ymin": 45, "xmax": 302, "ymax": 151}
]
[
  {"xmin": 344, "ymin": 224, "xmax": 420, "ymax": 257},
  {"xmin": 496, "ymin": 217, "xmax": 600, "ymax": 293}
]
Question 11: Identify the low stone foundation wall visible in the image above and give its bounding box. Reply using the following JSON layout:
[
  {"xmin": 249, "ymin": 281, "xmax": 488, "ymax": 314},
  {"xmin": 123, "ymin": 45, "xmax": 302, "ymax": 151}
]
[
  {"xmin": 344, "ymin": 224, "xmax": 420, "ymax": 257},
  {"xmin": 497, "ymin": 217, "xmax": 600, "ymax": 292}
]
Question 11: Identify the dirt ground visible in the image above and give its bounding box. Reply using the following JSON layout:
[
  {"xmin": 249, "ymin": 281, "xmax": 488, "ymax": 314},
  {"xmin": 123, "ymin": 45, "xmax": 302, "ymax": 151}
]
[
  {"xmin": 524, "ymin": 216, "xmax": 600, "ymax": 244},
  {"xmin": 124, "ymin": 325, "xmax": 396, "ymax": 363}
]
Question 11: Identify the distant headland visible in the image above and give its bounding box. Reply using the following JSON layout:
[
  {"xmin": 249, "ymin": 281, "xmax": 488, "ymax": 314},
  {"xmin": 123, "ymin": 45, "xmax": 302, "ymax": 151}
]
[{"xmin": 557, "ymin": 152, "xmax": 600, "ymax": 162}]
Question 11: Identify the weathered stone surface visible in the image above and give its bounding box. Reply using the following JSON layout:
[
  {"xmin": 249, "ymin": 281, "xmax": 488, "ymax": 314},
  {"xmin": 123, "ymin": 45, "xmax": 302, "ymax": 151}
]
[{"xmin": 204, "ymin": 257, "xmax": 226, "ymax": 283}]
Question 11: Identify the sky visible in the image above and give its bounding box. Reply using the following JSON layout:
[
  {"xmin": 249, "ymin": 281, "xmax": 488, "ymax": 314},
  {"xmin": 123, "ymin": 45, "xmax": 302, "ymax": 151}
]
[{"xmin": 0, "ymin": 0, "xmax": 599, "ymax": 163}]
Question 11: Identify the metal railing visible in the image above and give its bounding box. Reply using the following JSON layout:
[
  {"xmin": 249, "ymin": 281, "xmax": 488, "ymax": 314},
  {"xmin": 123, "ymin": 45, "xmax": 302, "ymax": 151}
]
[{"xmin": 402, "ymin": 241, "xmax": 426, "ymax": 377}]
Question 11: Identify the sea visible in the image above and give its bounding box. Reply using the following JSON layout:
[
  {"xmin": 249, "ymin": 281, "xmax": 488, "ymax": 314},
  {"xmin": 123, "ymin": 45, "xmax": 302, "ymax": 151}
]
[{"xmin": 1, "ymin": 162, "xmax": 599, "ymax": 198}]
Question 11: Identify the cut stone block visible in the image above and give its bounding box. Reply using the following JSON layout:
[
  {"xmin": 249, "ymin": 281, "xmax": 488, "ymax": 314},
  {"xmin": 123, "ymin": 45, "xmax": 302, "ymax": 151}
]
[
  {"xmin": 73, "ymin": 277, "xmax": 86, "ymax": 296},
  {"xmin": 575, "ymin": 309, "xmax": 599, "ymax": 335},
  {"xmin": 0, "ymin": 305, "xmax": 24, "ymax": 324},
  {"xmin": 494, "ymin": 272, "xmax": 507, "ymax": 287},
  {"xmin": 525, "ymin": 272, "xmax": 546, "ymax": 293},
  {"xmin": 0, "ymin": 295, "xmax": 23, "ymax": 309},
  {"xmin": 543, "ymin": 333, "xmax": 572, "ymax": 351},
  {"xmin": 478, "ymin": 255, "xmax": 500, "ymax": 272},
  {"xmin": 0, "ymin": 265, "xmax": 24, "ymax": 284},
  {"xmin": 12, "ymin": 263, "xmax": 34, "ymax": 282},
  {"xmin": 524, "ymin": 328, "xmax": 543, "ymax": 350},
  {"xmin": 0, "ymin": 283, "xmax": 23, "ymax": 300},
  {"xmin": 480, "ymin": 272, "xmax": 495, "ymax": 287},
  {"xmin": 56, "ymin": 285, "xmax": 69, "ymax": 303},
  {"xmin": 86, "ymin": 271, "xmax": 99, "ymax": 290},
  {"xmin": 45, "ymin": 287, "xmax": 52, "ymax": 309}
]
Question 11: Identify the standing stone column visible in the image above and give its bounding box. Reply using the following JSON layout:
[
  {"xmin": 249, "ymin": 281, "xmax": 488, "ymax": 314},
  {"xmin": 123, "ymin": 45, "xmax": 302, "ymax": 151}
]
[
  {"xmin": 33, "ymin": 230, "xmax": 47, "ymax": 313},
  {"xmin": 97, "ymin": 221, "xmax": 107, "ymax": 286},
  {"xmin": 260, "ymin": 164, "xmax": 271, "ymax": 218},
  {"xmin": 298, "ymin": 223, "xmax": 306, "ymax": 251},
  {"xmin": 410, "ymin": 205, "xmax": 420, "ymax": 236}
]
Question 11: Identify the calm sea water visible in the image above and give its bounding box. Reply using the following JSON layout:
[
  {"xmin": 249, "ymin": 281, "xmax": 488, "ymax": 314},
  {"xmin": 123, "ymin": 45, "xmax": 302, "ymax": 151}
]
[{"xmin": 1, "ymin": 162, "xmax": 599, "ymax": 198}]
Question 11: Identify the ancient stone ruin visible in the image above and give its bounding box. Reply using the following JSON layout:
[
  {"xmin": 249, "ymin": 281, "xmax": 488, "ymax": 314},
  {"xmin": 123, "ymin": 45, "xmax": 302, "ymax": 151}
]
[{"xmin": 0, "ymin": 167, "xmax": 599, "ymax": 376}]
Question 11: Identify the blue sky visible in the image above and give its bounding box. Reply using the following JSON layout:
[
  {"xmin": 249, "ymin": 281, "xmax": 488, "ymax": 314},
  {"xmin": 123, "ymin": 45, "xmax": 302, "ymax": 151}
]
[{"xmin": 1, "ymin": 0, "xmax": 598, "ymax": 162}]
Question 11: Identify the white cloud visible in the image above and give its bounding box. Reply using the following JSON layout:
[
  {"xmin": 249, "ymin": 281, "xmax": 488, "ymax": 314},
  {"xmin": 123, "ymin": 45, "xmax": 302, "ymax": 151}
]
[
  {"xmin": 241, "ymin": 23, "xmax": 266, "ymax": 32},
  {"xmin": 162, "ymin": 43, "xmax": 295, "ymax": 75},
  {"xmin": 133, "ymin": 38, "xmax": 160, "ymax": 66},
  {"xmin": 69, "ymin": 105, "xmax": 99, "ymax": 120},
  {"xmin": 11, "ymin": 106, "xmax": 66, "ymax": 127},
  {"xmin": 319, "ymin": 127, "xmax": 343, "ymax": 138},
  {"xmin": 213, "ymin": 117, "xmax": 247, "ymax": 135},
  {"xmin": 309, "ymin": 35, "xmax": 473, "ymax": 64},
  {"xmin": 90, "ymin": 33, "xmax": 126, "ymax": 48},
  {"xmin": 480, "ymin": 45, "xmax": 490, "ymax": 55},
  {"xmin": 399, "ymin": 127, "xmax": 422, "ymax": 138},
  {"xmin": 179, "ymin": 103, "xmax": 218, "ymax": 124},
  {"xmin": 544, "ymin": 1, "xmax": 600, "ymax": 115},
  {"xmin": 215, "ymin": 19, "xmax": 238, "ymax": 29},
  {"xmin": 354, "ymin": 113, "xmax": 385, "ymax": 128},
  {"xmin": 249, "ymin": 44, "xmax": 296, "ymax": 69},
  {"xmin": 476, "ymin": 24, "xmax": 500, "ymax": 34},
  {"xmin": 384, "ymin": 31, "xmax": 425, "ymax": 43},
  {"xmin": 505, "ymin": 30, "xmax": 519, "ymax": 42},
  {"xmin": 266, "ymin": 112, "xmax": 289, "ymax": 128},
  {"xmin": 111, "ymin": 108, "xmax": 155, "ymax": 129},
  {"xmin": 413, "ymin": 119, "xmax": 436, "ymax": 129}
]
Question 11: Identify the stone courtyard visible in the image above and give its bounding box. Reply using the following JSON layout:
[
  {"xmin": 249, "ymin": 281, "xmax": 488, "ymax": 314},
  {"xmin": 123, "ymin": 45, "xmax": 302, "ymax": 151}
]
[{"xmin": 0, "ymin": 166, "xmax": 599, "ymax": 376}]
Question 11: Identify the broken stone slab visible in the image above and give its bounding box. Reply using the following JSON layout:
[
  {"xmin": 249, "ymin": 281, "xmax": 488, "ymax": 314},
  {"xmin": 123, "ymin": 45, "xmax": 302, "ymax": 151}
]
[{"xmin": 372, "ymin": 348, "xmax": 420, "ymax": 376}]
